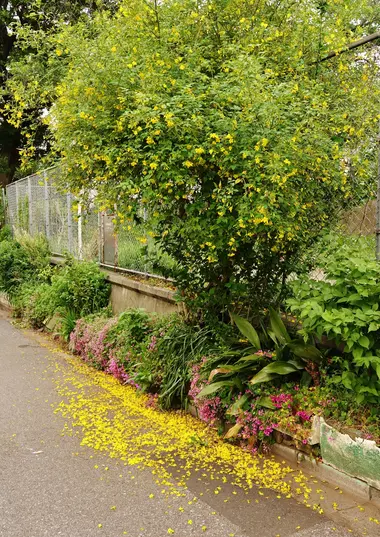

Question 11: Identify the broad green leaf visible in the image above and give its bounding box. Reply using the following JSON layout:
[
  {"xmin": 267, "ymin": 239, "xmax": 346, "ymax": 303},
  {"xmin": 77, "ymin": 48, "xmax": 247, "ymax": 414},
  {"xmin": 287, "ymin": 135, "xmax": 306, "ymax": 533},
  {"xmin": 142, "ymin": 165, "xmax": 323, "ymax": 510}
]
[
  {"xmin": 352, "ymin": 346, "xmax": 364, "ymax": 361},
  {"xmin": 197, "ymin": 380, "xmax": 236, "ymax": 398},
  {"xmin": 269, "ymin": 308, "xmax": 291, "ymax": 345},
  {"xmin": 256, "ymin": 395, "xmax": 276, "ymax": 409},
  {"xmin": 358, "ymin": 335, "xmax": 370, "ymax": 349},
  {"xmin": 224, "ymin": 423, "xmax": 243, "ymax": 439},
  {"xmin": 250, "ymin": 361, "xmax": 299, "ymax": 385},
  {"xmin": 227, "ymin": 394, "xmax": 249, "ymax": 415},
  {"xmin": 368, "ymin": 322, "xmax": 379, "ymax": 333},
  {"xmin": 230, "ymin": 312, "xmax": 261, "ymax": 350},
  {"xmin": 236, "ymin": 353, "xmax": 264, "ymax": 363},
  {"xmin": 287, "ymin": 341, "xmax": 323, "ymax": 363}
]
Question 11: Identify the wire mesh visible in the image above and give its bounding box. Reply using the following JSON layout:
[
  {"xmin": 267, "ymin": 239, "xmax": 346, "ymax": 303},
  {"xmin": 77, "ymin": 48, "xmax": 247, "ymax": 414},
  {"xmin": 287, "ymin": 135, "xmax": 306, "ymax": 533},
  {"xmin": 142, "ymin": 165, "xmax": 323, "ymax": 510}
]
[
  {"xmin": 5, "ymin": 168, "xmax": 175, "ymax": 278},
  {"xmin": 9, "ymin": 166, "xmax": 375, "ymax": 280}
]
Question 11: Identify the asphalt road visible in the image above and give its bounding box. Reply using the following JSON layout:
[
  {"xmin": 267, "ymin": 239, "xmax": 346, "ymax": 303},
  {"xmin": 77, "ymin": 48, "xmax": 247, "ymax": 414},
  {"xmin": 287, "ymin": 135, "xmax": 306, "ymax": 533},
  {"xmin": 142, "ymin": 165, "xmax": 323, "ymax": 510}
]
[{"xmin": 0, "ymin": 315, "xmax": 364, "ymax": 537}]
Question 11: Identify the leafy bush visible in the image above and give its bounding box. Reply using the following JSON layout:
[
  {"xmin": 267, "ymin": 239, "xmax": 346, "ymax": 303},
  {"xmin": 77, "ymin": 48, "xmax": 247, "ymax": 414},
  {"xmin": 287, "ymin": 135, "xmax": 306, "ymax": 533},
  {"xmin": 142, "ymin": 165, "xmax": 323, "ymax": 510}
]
[
  {"xmin": 12, "ymin": 282, "xmax": 56, "ymax": 327},
  {"xmin": 15, "ymin": 231, "xmax": 50, "ymax": 271},
  {"xmin": 288, "ymin": 255, "xmax": 380, "ymax": 404},
  {"xmin": 0, "ymin": 239, "xmax": 33, "ymax": 295},
  {"xmin": 49, "ymin": 260, "xmax": 110, "ymax": 317},
  {"xmin": 0, "ymin": 225, "xmax": 12, "ymax": 243},
  {"xmin": 70, "ymin": 309, "xmax": 220, "ymax": 409}
]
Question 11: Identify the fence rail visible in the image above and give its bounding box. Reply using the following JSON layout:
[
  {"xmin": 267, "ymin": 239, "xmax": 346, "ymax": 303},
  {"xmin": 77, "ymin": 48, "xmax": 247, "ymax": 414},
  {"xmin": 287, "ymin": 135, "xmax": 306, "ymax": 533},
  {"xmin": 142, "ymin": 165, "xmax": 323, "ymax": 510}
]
[{"xmin": 4, "ymin": 168, "xmax": 175, "ymax": 279}]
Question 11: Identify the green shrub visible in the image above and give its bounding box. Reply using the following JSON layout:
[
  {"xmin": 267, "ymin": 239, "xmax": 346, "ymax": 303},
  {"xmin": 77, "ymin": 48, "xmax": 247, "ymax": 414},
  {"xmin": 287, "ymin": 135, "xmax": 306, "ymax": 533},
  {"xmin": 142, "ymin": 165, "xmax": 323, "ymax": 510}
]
[
  {"xmin": 152, "ymin": 320, "xmax": 218, "ymax": 409},
  {"xmin": 0, "ymin": 240, "xmax": 33, "ymax": 295},
  {"xmin": 288, "ymin": 255, "xmax": 380, "ymax": 404},
  {"xmin": 0, "ymin": 225, "xmax": 12, "ymax": 243},
  {"xmin": 49, "ymin": 260, "xmax": 110, "ymax": 317},
  {"xmin": 15, "ymin": 282, "xmax": 56, "ymax": 327},
  {"xmin": 15, "ymin": 231, "xmax": 51, "ymax": 271}
]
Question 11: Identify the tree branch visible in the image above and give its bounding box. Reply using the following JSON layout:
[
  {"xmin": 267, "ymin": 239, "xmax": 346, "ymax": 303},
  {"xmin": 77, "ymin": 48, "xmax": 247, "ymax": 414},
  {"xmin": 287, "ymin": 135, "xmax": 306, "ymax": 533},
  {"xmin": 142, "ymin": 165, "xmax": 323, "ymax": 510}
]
[{"xmin": 316, "ymin": 30, "xmax": 380, "ymax": 63}]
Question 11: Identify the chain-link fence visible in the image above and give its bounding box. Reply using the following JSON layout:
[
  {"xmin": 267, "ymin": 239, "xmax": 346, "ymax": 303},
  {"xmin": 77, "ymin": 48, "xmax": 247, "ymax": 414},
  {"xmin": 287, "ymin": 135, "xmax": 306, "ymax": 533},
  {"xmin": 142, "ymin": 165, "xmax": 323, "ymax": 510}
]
[
  {"xmin": 4, "ymin": 168, "xmax": 175, "ymax": 278},
  {"xmin": 4, "ymin": 166, "xmax": 377, "ymax": 279}
]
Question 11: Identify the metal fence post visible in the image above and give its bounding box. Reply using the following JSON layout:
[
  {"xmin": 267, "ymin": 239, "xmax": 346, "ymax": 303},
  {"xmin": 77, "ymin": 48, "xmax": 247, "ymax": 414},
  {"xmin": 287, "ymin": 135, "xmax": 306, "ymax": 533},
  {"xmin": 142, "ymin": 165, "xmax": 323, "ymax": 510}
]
[
  {"xmin": 27, "ymin": 177, "xmax": 33, "ymax": 235},
  {"xmin": 15, "ymin": 182, "xmax": 19, "ymax": 229},
  {"xmin": 44, "ymin": 174, "xmax": 50, "ymax": 239},
  {"xmin": 67, "ymin": 192, "xmax": 73, "ymax": 254},
  {"xmin": 98, "ymin": 211, "xmax": 104, "ymax": 264}
]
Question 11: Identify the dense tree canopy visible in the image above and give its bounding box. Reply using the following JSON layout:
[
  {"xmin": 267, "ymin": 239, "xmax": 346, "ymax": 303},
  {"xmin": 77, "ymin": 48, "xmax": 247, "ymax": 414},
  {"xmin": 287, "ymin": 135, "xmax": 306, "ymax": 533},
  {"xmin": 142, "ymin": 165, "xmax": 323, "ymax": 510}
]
[
  {"xmin": 0, "ymin": 0, "xmax": 118, "ymax": 180},
  {"xmin": 4, "ymin": 0, "xmax": 380, "ymax": 312}
]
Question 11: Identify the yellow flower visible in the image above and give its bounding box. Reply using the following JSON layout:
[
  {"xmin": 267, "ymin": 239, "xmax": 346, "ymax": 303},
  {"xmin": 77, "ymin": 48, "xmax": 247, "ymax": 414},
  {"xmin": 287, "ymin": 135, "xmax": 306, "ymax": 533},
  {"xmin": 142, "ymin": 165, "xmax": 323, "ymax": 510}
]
[
  {"xmin": 184, "ymin": 160, "xmax": 193, "ymax": 168},
  {"xmin": 111, "ymin": 46, "xmax": 117, "ymax": 53},
  {"xmin": 56, "ymin": 49, "xmax": 63, "ymax": 56}
]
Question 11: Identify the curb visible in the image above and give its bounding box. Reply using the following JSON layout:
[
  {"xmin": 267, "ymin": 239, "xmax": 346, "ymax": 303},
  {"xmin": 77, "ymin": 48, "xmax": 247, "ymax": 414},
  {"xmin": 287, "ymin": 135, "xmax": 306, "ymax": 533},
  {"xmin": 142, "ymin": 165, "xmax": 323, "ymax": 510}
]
[{"xmin": 272, "ymin": 443, "xmax": 380, "ymax": 506}]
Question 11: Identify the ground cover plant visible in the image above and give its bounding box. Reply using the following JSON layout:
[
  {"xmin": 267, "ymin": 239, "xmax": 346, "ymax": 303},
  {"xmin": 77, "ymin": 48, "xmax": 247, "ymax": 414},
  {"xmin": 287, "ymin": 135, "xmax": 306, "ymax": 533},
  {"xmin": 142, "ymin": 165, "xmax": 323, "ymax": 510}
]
[{"xmin": 69, "ymin": 303, "xmax": 380, "ymax": 452}]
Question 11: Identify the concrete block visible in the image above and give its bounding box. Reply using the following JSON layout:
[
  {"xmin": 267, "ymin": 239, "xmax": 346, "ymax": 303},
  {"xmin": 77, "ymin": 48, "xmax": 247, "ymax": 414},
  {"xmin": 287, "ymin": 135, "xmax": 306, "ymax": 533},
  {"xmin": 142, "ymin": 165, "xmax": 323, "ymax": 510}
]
[{"xmin": 320, "ymin": 419, "xmax": 380, "ymax": 491}]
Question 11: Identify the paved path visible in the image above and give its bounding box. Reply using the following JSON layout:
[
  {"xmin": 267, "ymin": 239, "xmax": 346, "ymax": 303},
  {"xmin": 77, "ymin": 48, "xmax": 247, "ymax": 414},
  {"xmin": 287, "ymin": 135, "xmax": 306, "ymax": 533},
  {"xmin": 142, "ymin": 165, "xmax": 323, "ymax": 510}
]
[{"xmin": 0, "ymin": 316, "xmax": 372, "ymax": 537}]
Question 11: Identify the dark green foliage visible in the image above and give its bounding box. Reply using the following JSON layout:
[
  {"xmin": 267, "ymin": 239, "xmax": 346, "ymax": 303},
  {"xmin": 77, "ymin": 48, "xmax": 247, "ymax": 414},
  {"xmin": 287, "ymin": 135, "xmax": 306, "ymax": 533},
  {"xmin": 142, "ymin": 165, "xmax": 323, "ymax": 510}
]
[
  {"xmin": 0, "ymin": 224, "xmax": 12, "ymax": 242},
  {"xmin": 154, "ymin": 322, "xmax": 217, "ymax": 410},
  {"xmin": 198, "ymin": 309, "xmax": 323, "ymax": 399},
  {"xmin": 0, "ymin": 239, "xmax": 33, "ymax": 295}
]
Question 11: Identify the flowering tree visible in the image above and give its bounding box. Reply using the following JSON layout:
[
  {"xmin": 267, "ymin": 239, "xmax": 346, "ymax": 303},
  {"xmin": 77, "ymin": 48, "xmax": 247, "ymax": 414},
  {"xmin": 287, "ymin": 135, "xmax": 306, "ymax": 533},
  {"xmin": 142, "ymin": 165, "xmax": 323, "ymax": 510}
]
[{"xmin": 5, "ymin": 0, "xmax": 380, "ymax": 313}]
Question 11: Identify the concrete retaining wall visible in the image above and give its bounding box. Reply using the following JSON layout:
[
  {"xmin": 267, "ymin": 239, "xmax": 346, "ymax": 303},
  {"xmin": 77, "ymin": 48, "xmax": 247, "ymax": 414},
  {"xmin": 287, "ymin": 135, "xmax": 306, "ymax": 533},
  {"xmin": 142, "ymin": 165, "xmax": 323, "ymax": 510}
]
[
  {"xmin": 102, "ymin": 269, "xmax": 180, "ymax": 315},
  {"xmin": 50, "ymin": 257, "xmax": 182, "ymax": 316}
]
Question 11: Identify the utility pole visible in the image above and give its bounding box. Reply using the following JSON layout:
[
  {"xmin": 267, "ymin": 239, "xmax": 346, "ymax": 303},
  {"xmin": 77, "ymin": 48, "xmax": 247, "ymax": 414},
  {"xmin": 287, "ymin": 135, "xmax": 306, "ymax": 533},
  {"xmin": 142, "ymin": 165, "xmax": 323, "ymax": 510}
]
[{"xmin": 376, "ymin": 120, "xmax": 380, "ymax": 261}]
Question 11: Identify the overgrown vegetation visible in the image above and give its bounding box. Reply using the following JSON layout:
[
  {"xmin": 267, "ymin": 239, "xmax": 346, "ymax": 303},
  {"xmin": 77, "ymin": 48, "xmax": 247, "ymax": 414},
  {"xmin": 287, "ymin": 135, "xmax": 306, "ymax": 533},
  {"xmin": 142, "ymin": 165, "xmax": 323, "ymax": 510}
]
[
  {"xmin": 0, "ymin": 233, "xmax": 110, "ymax": 336},
  {"xmin": 4, "ymin": 0, "xmax": 380, "ymax": 314}
]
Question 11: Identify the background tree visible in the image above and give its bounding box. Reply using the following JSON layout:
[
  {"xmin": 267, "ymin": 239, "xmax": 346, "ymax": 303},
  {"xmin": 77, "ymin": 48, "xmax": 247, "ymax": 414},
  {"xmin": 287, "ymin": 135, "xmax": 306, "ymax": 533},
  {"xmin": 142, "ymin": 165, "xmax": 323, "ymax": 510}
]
[{"xmin": 0, "ymin": 0, "xmax": 119, "ymax": 182}]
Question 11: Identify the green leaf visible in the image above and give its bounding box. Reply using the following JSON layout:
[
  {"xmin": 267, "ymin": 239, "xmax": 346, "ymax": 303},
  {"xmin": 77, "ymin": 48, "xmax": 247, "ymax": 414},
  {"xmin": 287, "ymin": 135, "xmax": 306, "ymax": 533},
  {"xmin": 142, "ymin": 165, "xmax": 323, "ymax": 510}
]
[
  {"xmin": 197, "ymin": 380, "xmax": 236, "ymax": 398},
  {"xmin": 269, "ymin": 308, "xmax": 291, "ymax": 345},
  {"xmin": 230, "ymin": 312, "xmax": 261, "ymax": 350},
  {"xmin": 236, "ymin": 353, "xmax": 264, "ymax": 363},
  {"xmin": 358, "ymin": 335, "xmax": 370, "ymax": 349},
  {"xmin": 256, "ymin": 395, "xmax": 276, "ymax": 409},
  {"xmin": 250, "ymin": 361, "xmax": 299, "ymax": 385},
  {"xmin": 287, "ymin": 341, "xmax": 323, "ymax": 363},
  {"xmin": 368, "ymin": 322, "xmax": 379, "ymax": 333},
  {"xmin": 227, "ymin": 394, "xmax": 249, "ymax": 415}
]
